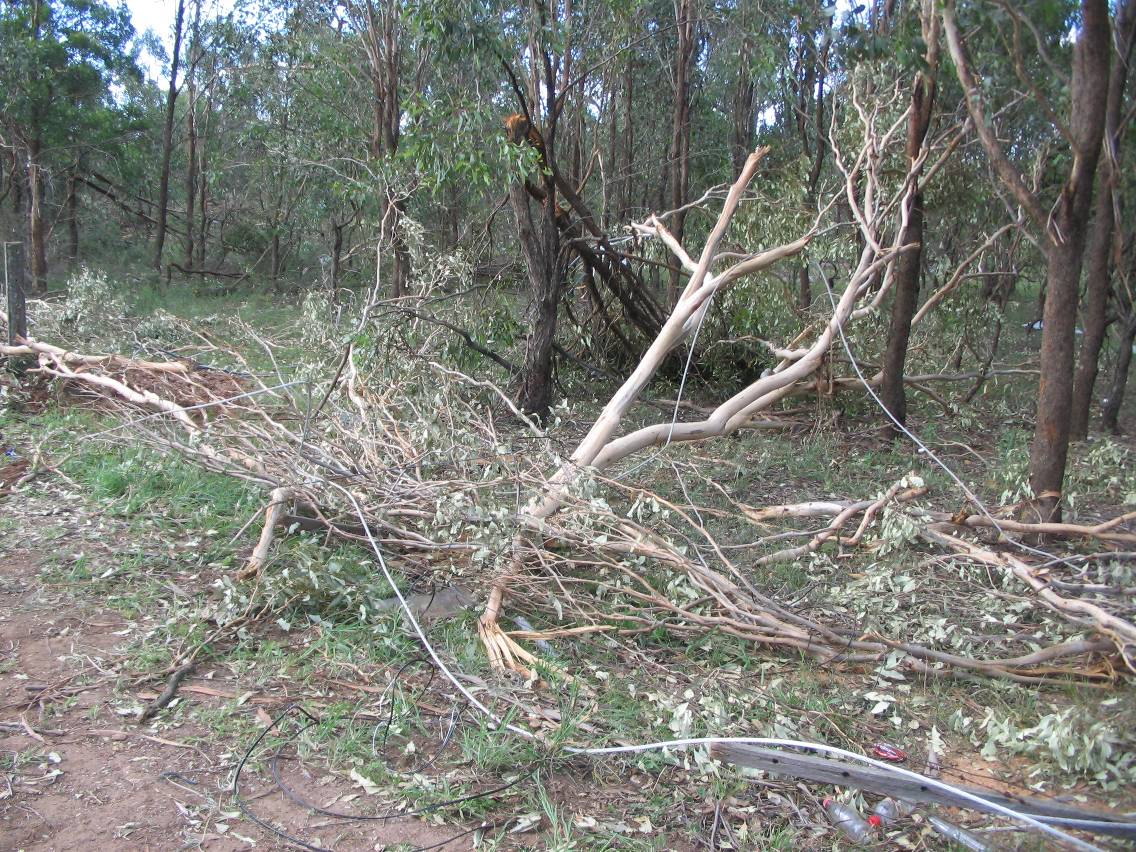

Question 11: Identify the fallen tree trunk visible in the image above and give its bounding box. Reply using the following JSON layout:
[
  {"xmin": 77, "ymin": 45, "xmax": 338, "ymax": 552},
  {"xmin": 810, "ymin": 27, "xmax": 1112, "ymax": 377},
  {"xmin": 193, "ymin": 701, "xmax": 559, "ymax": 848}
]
[{"xmin": 478, "ymin": 102, "xmax": 916, "ymax": 667}]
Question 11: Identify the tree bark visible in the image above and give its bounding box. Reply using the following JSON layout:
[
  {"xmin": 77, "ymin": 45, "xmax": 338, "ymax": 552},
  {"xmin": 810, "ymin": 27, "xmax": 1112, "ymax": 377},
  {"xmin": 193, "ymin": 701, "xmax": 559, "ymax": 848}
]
[
  {"xmin": 795, "ymin": 22, "xmax": 831, "ymax": 312},
  {"xmin": 26, "ymin": 136, "xmax": 47, "ymax": 293},
  {"xmin": 879, "ymin": 199, "xmax": 924, "ymax": 432},
  {"xmin": 5, "ymin": 243, "xmax": 27, "ymax": 345},
  {"xmin": 511, "ymin": 181, "xmax": 562, "ymax": 420},
  {"xmin": 182, "ymin": 0, "xmax": 202, "ymax": 270},
  {"xmin": 153, "ymin": 0, "xmax": 185, "ymax": 271},
  {"xmin": 1028, "ymin": 1, "xmax": 1110, "ymax": 520},
  {"xmin": 1101, "ymin": 314, "xmax": 1136, "ymax": 434},
  {"xmin": 330, "ymin": 220, "xmax": 343, "ymax": 295},
  {"xmin": 880, "ymin": 18, "xmax": 939, "ymax": 437},
  {"xmin": 944, "ymin": 0, "xmax": 1110, "ymax": 522},
  {"xmin": 196, "ymin": 51, "xmax": 213, "ymax": 268},
  {"xmin": 361, "ymin": 0, "xmax": 406, "ymax": 299},
  {"xmin": 731, "ymin": 35, "xmax": 755, "ymax": 179},
  {"xmin": 185, "ymin": 103, "xmax": 197, "ymax": 269},
  {"xmin": 66, "ymin": 168, "xmax": 79, "ymax": 266},
  {"xmin": 667, "ymin": 0, "xmax": 695, "ymax": 304},
  {"xmin": 619, "ymin": 51, "xmax": 634, "ymax": 223},
  {"xmin": 1070, "ymin": 0, "xmax": 1136, "ymax": 439}
]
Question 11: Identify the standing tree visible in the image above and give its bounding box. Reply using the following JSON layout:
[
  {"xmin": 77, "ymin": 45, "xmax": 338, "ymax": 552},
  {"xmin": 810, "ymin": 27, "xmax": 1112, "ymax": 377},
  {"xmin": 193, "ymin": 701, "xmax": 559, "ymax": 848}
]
[
  {"xmin": 879, "ymin": 0, "xmax": 940, "ymax": 437},
  {"xmin": 350, "ymin": 0, "xmax": 414, "ymax": 300},
  {"xmin": 942, "ymin": 0, "xmax": 1110, "ymax": 521},
  {"xmin": 502, "ymin": 6, "xmax": 568, "ymax": 420},
  {"xmin": 1070, "ymin": 0, "xmax": 1136, "ymax": 438},
  {"xmin": 667, "ymin": 0, "xmax": 697, "ymax": 304},
  {"xmin": 152, "ymin": 0, "xmax": 185, "ymax": 271}
]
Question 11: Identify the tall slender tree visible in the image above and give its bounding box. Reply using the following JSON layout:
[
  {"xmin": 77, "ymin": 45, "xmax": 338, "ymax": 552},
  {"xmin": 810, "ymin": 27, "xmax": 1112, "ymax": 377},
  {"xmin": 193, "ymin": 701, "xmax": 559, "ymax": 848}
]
[
  {"xmin": 943, "ymin": 0, "xmax": 1111, "ymax": 521},
  {"xmin": 152, "ymin": 0, "xmax": 185, "ymax": 271},
  {"xmin": 1070, "ymin": 0, "xmax": 1136, "ymax": 438},
  {"xmin": 880, "ymin": 1, "xmax": 940, "ymax": 437}
]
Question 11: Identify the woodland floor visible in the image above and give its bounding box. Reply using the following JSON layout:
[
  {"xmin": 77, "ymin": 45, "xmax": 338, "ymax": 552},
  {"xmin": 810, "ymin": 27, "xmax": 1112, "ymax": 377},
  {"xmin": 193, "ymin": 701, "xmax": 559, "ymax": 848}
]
[
  {"xmin": 3, "ymin": 407, "xmax": 1135, "ymax": 851},
  {"xmin": 0, "ymin": 476, "xmax": 706, "ymax": 851},
  {"xmin": 0, "ymin": 487, "xmax": 478, "ymax": 851}
]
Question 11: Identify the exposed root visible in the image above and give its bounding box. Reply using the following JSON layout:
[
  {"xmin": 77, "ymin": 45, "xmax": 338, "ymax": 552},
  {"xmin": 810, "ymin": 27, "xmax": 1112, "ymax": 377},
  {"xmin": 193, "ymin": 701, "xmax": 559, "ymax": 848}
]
[{"xmin": 478, "ymin": 581, "xmax": 538, "ymax": 678}]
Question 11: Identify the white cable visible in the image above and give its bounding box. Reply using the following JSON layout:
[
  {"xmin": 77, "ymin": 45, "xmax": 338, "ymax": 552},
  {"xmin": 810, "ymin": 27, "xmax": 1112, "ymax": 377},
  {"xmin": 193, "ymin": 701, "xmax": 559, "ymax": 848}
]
[
  {"xmin": 817, "ymin": 268, "xmax": 1081, "ymax": 570},
  {"xmin": 310, "ymin": 266, "xmax": 1118, "ymax": 850},
  {"xmin": 617, "ymin": 291, "xmax": 714, "ymax": 482}
]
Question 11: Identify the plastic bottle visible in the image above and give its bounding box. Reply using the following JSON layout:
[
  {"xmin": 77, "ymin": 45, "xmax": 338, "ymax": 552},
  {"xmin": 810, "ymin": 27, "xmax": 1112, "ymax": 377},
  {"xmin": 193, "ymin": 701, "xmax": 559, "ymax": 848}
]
[
  {"xmin": 927, "ymin": 815, "xmax": 990, "ymax": 851},
  {"xmin": 871, "ymin": 797, "xmax": 916, "ymax": 825},
  {"xmin": 823, "ymin": 797, "xmax": 876, "ymax": 843}
]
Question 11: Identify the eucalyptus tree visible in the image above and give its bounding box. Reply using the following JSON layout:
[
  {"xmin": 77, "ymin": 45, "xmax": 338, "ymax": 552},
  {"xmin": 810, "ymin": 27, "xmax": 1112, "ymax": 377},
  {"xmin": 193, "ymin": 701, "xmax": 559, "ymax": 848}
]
[
  {"xmin": 1071, "ymin": 0, "xmax": 1136, "ymax": 438},
  {"xmin": 0, "ymin": 0, "xmax": 139, "ymax": 291},
  {"xmin": 942, "ymin": 0, "xmax": 1110, "ymax": 521},
  {"xmin": 878, "ymin": 0, "xmax": 941, "ymax": 438},
  {"xmin": 153, "ymin": 0, "xmax": 186, "ymax": 270}
]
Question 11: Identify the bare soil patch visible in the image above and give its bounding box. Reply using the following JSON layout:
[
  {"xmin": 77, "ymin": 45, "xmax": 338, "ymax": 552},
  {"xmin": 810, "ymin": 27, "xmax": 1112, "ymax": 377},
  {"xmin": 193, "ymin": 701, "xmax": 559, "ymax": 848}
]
[{"xmin": 0, "ymin": 513, "xmax": 475, "ymax": 851}]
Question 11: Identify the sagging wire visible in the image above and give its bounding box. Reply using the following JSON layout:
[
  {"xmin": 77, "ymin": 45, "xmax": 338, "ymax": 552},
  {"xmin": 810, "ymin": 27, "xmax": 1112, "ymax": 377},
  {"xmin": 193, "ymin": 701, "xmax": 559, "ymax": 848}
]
[
  {"xmin": 617, "ymin": 289, "xmax": 716, "ymax": 483},
  {"xmin": 324, "ymin": 481, "xmax": 1105, "ymax": 851},
  {"xmin": 235, "ymin": 277, "xmax": 1115, "ymax": 849},
  {"xmin": 815, "ymin": 264, "xmax": 1084, "ymax": 572}
]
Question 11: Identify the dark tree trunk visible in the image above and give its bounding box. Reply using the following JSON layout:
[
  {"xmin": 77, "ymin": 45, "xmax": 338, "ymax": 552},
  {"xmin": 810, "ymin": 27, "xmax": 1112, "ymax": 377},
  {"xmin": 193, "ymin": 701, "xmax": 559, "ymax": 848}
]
[
  {"xmin": 667, "ymin": 0, "xmax": 695, "ymax": 304},
  {"xmin": 879, "ymin": 200, "xmax": 924, "ymax": 431},
  {"xmin": 330, "ymin": 221, "xmax": 344, "ymax": 295},
  {"xmin": 1101, "ymin": 314, "xmax": 1136, "ymax": 434},
  {"xmin": 944, "ymin": 0, "xmax": 1110, "ymax": 523},
  {"xmin": 153, "ymin": 0, "xmax": 185, "ymax": 271},
  {"xmin": 185, "ymin": 105, "xmax": 197, "ymax": 268},
  {"xmin": 604, "ymin": 68, "xmax": 617, "ymax": 230},
  {"xmin": 66, "ymin": 169, "xmax": 79, "ymax": 266},
  {"xmin": 1070, "ymin": 0, "xmax": 1136, "ymax": 439},
  {"xmin": 1027, "ymin": 0, "xmax": 1110, "ymax": 521},
  {"xmin": 5, "ymin": 243, "xmax": 27, "ymax": 345},
  {"xmin": 183, "ymin": 0, "xmax": 201, "ymax": 270},
  {"xmin": 26, "ymin": 136, "xmax": 47, "ymax": 293},
  {"xmin": 512, "ymin": 181, "xmax": 562, "ymax": 420},
  {"xmin": 795, "ymin": 26, "xmax": 830, "ymax": 312},
  {"xmin": 880, "ymin": 39, "xmax": 938, "ymax": 437},
  {"xmin": 731, "ymin": 36, "xmax": 755, "ymax": 178},
  {"xmin": 196, "ymin": 53, "xmax": 213, "ymax": 268},
  {"xmin": 270, "ymin": 232, "xmax": 281, "ymax": 283},
  {"xmin": 196, "ymin": 134, "xmax": 208, "ymax": 268},
  {"xmin": 619, "ymin": 52, "xmax": 634, "ymax": 223},
  {"xmin": 10, "ymin": 159, "xmax": 21, "ymax": 218},
  {"xmin": 384, "ymin": 197, "xmax": 409, "ymax": 299},
  {"xmin": 362, "ymin": 0, "xmax": 405, "ymax": 299}
]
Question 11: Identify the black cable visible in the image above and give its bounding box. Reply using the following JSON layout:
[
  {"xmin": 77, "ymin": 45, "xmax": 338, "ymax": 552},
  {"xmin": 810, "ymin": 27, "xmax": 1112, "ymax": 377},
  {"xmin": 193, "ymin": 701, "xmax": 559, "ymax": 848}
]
[{"xmin": 233, "ymin": 700, "xmax": 531, "ymax": 851}]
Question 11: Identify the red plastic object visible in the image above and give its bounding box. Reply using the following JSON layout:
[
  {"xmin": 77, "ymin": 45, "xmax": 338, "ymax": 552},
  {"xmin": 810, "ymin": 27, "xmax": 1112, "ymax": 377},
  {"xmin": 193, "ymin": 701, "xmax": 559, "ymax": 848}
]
[{"xmin": 871, "ymin": 743, "xmax": 907, "ymax": 761}]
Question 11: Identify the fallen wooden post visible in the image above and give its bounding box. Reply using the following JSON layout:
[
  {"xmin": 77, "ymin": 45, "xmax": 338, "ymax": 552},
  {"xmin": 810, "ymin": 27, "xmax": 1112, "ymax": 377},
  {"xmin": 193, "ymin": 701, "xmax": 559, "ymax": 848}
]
[{"xmin": 711, "ymin": 742, "xmax": 1136, "ymax": 839}]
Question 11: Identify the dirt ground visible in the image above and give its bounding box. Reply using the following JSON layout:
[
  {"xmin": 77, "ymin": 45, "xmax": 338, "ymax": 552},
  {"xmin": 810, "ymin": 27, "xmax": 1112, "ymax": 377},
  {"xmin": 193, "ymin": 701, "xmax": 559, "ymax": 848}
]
[{"xmin": 0, "ymin": 499, "xmax": 475, "ymax": 852}]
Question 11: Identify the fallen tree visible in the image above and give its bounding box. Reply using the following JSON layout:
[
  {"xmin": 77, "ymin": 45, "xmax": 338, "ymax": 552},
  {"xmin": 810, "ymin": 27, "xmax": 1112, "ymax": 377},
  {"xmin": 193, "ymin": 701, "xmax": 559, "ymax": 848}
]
[{"xmin": 3, "ymin": 92, "xmax": 1134, "ymax": 687}]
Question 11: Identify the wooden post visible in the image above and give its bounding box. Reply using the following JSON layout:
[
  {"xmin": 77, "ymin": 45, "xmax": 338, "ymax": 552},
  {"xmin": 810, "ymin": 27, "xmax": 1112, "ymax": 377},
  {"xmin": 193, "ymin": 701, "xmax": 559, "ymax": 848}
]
[{"xmin": 5, "ymin": 242, "xmax": 28, "ymax": 345}]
